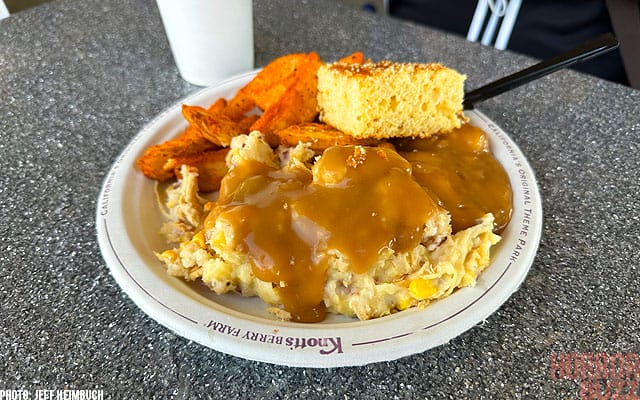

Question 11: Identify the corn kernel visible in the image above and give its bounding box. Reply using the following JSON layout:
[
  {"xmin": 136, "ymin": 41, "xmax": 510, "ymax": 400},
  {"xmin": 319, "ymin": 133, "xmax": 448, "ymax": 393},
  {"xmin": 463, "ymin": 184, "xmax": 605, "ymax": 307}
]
[
  {"xmin": 409, "ymin": 278, "xmax": 439, "ymax": 300},
  {"xmin": 192, "ymin": 231, "xmax": 206, "ymax": 248},
  {"xmin": 211, "ymin": 230, "xmax": 226, "ymax": 247},
  {"xmin": 160, "ymin": 249, "xmax": 179, "ymax": 263},
  {"xmin": 397, "ymin": 296, "xmax": 414, "ymax": 310}
]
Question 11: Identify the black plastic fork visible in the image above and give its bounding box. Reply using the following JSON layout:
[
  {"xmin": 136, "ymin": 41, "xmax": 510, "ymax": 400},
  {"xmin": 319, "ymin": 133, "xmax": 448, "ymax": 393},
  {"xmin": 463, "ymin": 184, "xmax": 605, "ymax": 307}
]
[{"xmin": 462, "ymin": 32, "xmax": 620, "ymax": 110}]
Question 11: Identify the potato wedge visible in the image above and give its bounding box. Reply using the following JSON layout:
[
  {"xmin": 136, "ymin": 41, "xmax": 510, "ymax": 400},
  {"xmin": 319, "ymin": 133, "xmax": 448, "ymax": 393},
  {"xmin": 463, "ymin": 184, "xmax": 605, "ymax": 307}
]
[
  {"xmin": 274, "ymin": 122, "xmax": 377, "ymax": 150},
  {"xmin": 136, "ymin": 128, "xmax": 218, "ymax": 181},
  {"xmin": 237, "ymin": 113, "xmax": 260, "ymax": 132},
  {"xmin": 182, "ymin": 105, "xmax": 245, "ymax": 147},
  {"xmin": 225, "ymin": 53, "xmax": 309, "ymax": 119},
  {"xmin": 170, "ymin": 148, "xmax": 230, "ymax": 192},
  {"xmin": 338, "ymin": 51, "xmax": 365, "ymax": 64},
  {"xmin": 249, "ymin": 52, "xmax": 322, "ymax": 140},
  {"xmin": 207, "ymin": 97, "xmax": 228, "ymax": 114}
]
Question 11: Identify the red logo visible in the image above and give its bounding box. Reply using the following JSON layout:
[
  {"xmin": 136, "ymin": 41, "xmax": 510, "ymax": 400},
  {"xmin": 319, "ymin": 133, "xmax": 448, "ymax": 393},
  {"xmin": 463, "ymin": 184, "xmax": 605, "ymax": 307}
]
[{"xmin": 550, "ymin": 352, "xmax": 640, "ymax": 399}]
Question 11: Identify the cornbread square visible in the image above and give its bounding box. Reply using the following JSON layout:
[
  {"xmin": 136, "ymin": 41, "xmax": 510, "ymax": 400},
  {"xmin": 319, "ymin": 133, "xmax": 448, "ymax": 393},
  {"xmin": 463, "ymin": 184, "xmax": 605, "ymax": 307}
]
[{"xmin": 317, "ymin": 61, "xmax": 466, "ymax": 139}]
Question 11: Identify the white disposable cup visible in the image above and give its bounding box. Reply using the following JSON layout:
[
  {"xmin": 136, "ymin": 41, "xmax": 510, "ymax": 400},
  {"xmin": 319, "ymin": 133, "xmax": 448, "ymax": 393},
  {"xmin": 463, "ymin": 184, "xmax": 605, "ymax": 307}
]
[{"xmin": 156, "ymin": 0, "xmax": 254, "ymax": 87}]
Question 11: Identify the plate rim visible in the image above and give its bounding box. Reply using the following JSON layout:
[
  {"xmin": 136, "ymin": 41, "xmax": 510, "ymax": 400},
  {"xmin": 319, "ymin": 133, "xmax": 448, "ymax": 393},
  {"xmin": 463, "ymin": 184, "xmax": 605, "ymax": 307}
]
[{"xmin": 95, "ymin": 71, "xmax": 543, "ymax": 368}]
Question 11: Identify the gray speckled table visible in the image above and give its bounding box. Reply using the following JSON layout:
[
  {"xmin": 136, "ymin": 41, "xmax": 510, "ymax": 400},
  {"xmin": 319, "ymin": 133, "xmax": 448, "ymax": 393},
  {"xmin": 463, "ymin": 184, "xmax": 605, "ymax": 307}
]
[{"xmin": 1, "ymin": 0, "xmax": 639, "ymax": 398}]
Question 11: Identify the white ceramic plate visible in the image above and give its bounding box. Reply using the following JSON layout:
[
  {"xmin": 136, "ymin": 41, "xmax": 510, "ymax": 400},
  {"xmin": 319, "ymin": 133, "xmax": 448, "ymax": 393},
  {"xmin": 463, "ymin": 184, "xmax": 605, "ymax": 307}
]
[{"xmin": 96, "ymin": 71, "xmax": 542, "ymax": 368}]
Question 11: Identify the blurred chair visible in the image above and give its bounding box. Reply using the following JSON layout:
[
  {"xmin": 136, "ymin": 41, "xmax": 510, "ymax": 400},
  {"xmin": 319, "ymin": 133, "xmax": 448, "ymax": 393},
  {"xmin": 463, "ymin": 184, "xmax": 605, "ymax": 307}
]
[
  {"xmin": 466, "ymin": 0, "xmax": 522, "ymax": 50},
  {"xmin": 388, "ymin": 0, "xmax": 631, "ymax": 86},
  {"xmin": 605, "ymin": 0, "xmax": 640, "ymax": 88}
]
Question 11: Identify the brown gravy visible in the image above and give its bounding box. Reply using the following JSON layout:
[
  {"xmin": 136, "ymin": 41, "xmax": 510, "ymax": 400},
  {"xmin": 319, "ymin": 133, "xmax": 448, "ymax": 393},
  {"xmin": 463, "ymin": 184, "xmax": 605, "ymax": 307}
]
[
  {"xmin": 396, "ymin": 123, "xmax": 513, "ymax": 233},
  {"xmin": 212, "ymin": 146, "xmax": 439, "ymax": 322},
  {"xmin": 207, "ymin": 124, "xmax": 512, "ymax": 322}
]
